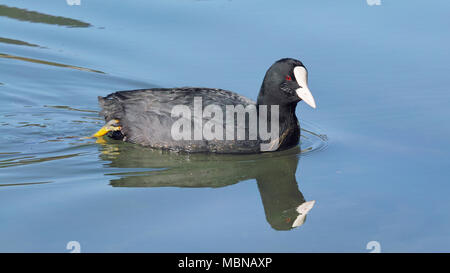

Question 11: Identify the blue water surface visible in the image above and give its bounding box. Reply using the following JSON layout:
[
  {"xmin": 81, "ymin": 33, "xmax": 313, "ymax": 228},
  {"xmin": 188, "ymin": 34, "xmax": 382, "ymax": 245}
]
[{"xmin": 0, "ymin": 0, "xmax": 449, "ymax": 252}]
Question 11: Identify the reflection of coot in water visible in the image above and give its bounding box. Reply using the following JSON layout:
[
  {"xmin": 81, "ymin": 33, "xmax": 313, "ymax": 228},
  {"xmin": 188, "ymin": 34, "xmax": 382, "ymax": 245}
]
[
  {"xmin": 257, "ymin": 169, "xmax": 315, "ymax": 230},
  {"xmin": 99, "ymin": 143, "xmax": 315, "ymax": 230}
]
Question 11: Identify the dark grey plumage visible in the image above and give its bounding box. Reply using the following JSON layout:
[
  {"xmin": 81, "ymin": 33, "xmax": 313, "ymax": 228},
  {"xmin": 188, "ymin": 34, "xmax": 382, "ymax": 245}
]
[{"xmin": 99, "ymin": 88, "xmax": 262, "ymax": 153}]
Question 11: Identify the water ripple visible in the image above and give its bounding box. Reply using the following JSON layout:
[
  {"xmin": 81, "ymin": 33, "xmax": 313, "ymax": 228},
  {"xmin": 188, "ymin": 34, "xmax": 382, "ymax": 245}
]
[
  {"xmin": 0, "ymin": 4, "xmax": 91, "ymax": 28},
  {"xmin": 0, "ymin": 53, "xmax": 104, "ymax": 73}
]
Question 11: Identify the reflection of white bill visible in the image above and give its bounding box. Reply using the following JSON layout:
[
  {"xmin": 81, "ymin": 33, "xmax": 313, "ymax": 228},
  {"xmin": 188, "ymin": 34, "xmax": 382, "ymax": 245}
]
[{"xmin": 292, "ymin": 200, "xmax": 316, "ymax": 228}]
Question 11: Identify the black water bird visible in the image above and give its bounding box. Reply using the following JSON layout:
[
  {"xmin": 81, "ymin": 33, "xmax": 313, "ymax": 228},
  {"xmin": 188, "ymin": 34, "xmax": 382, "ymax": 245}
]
[{"xmin": 94, "ymin": 58, "xmax": 316, "ymax": 153}]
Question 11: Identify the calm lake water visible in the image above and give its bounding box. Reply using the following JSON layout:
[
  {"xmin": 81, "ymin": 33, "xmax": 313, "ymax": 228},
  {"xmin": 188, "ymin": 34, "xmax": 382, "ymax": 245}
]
[{"xmin": 1, "ymin": 0, "xmax": 449, "ymax": 252}]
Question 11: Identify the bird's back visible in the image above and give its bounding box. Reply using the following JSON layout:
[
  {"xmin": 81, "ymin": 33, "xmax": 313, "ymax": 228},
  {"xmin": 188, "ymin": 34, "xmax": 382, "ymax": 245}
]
[{"xmin": 98, "ymin": 87, "xmax": 262, "ymax": 153}]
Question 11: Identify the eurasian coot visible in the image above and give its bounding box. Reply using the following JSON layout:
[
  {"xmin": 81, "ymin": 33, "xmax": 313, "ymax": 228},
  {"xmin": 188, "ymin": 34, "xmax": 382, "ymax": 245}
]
[{"xmin": 94, "ymin": 58, "xmax": 316, "ymax": 153}]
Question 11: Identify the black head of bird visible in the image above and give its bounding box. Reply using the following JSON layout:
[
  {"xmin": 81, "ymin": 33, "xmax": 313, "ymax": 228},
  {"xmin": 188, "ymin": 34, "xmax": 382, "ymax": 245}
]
[{"xmin": 258, "ymin": 58, "xmax": 316, "ymax": 108}]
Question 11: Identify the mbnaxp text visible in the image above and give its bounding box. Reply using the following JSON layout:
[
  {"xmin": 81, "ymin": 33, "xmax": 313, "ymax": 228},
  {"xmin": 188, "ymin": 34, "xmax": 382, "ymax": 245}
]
[{"xmin": 178, "ymin": 256, "xmax": 272, "ymax": 270}]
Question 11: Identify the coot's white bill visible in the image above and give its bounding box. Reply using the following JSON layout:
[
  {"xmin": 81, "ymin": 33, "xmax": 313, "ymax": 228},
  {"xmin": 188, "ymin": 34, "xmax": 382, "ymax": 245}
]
[{"xmin": 294, "ymin": 66, "xmax": 316, "ymax": 109}]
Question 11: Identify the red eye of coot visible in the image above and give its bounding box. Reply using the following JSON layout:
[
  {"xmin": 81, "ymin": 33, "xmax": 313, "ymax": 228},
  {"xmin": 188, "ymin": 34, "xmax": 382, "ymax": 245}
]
[{"xmin": 285, "ymin": 75, "xmax": 292, "ymax": 81}]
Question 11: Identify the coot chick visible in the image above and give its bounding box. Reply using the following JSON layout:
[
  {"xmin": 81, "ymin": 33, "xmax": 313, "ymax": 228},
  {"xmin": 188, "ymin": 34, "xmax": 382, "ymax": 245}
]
[{"xmin": 94, "ymin": 58, "xmax": 316, "ymax": 153}]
